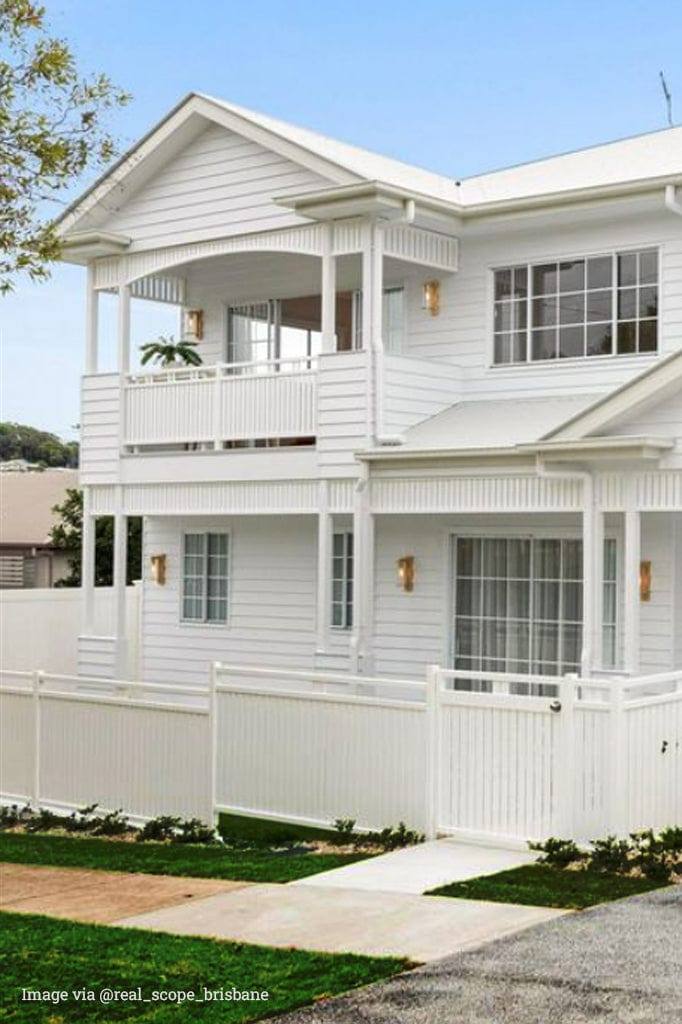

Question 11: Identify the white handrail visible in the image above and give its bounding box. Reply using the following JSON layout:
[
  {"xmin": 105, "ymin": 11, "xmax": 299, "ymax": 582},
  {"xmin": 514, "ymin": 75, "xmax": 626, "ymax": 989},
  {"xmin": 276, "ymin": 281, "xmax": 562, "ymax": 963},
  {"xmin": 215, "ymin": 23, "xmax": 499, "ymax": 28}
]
[{"xmin": 126, "ymin": 356, "xmax": 318, "ymax": 385}]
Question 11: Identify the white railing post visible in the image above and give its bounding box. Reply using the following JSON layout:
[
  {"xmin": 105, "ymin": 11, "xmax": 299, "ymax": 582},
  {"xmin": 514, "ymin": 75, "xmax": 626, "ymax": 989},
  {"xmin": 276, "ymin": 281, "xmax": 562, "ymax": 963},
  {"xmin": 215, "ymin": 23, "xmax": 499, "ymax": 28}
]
[
  {"xmin": 556, "ymin": 676, "xmax": 576, "ymax": 837},
  {"xmin": 213, "ymin": 367, "xmax": 222, "ymax": 450},
  {"xmin": 209, "ymin": 661, "xmax": 220, "ymax": 828},
  {"xmin": 32, "ymin": 670, "xmax": 43, "ymax": 807},
  {"xmin": 608, "ymin": 681, "xmax": 628, "ymax": 834},
  {"xmin": 425, "ymin": 664, "xmax": 441, "ymax": 840}
]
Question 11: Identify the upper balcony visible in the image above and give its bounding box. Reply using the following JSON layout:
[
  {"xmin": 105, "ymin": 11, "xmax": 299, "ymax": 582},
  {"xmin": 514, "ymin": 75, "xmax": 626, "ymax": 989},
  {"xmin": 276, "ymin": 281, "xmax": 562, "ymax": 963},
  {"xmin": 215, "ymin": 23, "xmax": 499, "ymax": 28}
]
[{"xmin": 78, "ymin": 217, "xmax": 462, "ymax": 486}]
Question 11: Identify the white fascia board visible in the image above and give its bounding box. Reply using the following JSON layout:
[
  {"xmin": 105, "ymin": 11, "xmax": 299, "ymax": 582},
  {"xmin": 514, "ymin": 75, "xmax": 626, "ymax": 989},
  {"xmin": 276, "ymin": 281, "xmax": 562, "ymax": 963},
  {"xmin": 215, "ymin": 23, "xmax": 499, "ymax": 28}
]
[
  {"xmin": 60, "ymin": 230, "xmax": 131, "ymax": 263},
  {"xmin": 277, "ymin": 181, "xmax": 464, "ymax": 223},
  {"xmin": 542, "ymin": 349, "xmax": 682, "ymax": 441},
  {"xmin": 358, "ymin": 436, "xmax": 673, "ymax": 465}
]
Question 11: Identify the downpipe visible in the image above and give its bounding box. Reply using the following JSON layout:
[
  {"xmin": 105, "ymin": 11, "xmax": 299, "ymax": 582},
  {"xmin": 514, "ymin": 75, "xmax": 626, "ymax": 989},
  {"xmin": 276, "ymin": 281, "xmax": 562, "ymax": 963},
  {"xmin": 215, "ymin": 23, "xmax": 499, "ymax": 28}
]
[
  {"xmin": 535, "ymin": 458, "xmax": 596, "ymax": 677},
  {"xmin": 665, "ymin": 184, "xmax": 682, "ymax": 217}
]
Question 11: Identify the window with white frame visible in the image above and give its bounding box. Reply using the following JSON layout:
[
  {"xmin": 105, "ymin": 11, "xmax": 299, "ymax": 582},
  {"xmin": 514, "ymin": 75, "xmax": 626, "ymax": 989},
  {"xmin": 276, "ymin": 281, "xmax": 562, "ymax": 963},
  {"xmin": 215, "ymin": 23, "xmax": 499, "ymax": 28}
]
[
  {"xmin": 182, "ymin": 533, "xmax": 229, "ymax": 623},
  {"xmin": 331, "ymin": 531, "xmax": 353, "ymax": 629},
  {"xmin": 493, "ymin": 249, "xmax": 658, "ymax": 364},
  {"xmin": 452, "ymin": 536, "xmax": 618, "ymax": 685}
]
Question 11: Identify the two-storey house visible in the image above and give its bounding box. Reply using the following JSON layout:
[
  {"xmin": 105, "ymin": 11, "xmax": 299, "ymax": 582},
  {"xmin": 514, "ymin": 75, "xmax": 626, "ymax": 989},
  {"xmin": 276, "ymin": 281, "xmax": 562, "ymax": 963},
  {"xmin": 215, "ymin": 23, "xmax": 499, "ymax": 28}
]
[{"xmin": 57, "ymin": 94, "xmax": 682, "ymax": 690}]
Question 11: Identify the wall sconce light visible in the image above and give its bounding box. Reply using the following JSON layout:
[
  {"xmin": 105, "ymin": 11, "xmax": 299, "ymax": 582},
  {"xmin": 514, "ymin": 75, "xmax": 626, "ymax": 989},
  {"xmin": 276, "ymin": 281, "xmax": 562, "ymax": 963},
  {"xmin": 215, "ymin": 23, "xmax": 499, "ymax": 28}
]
[
  {"xmin": 150, "ymin": 554, "xmax": 167, "ymax": 586},
  {"xmin": 184, "ymin": 309, "xmax": 204, "ymax": 340},
  {"xmin": 422, "ymin": 280, "xmax": 440, "ymax": 317},
  {"xmin": 639, "ymin": 560, "xmax": 652, "ymax": 602},
  {"xmin": 397, "ymin": 555, "xmax": 415, "ymax": 592}
]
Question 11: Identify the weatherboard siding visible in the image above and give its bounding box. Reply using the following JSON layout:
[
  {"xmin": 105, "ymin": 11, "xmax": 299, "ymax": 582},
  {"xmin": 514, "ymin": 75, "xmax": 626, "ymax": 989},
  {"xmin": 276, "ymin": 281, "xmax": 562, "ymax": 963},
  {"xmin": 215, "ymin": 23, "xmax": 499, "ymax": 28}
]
[
  {"xmin": 401, "ymin": 209, "xmax": 682, "ymax": 402},
  {"xmin": 141, "ymin": 516, "xmax": 318, "ymax": 686},
  {"xmin": 105, "ymin": 124, "xmax": 331, "ymax": 249}
]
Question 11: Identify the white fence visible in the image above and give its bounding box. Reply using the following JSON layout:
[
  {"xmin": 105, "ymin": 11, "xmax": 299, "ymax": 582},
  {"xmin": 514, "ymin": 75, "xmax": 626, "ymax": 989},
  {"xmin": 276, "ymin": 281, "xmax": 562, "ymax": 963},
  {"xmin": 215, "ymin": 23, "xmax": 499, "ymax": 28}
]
[
  {"xmin": 123, "ymin": 359, "xmax": 317, "ymax": 448},
  {"xmin": 1, "ymin": 663, "xmax": 680, "ymax": 842},
  {"xmin": 0, "ymin": 586, "xmax": 141, "ymax": 677},
  {"xmin": 0, "ymin": 672, "xmax": 211, "ymax": 822}
]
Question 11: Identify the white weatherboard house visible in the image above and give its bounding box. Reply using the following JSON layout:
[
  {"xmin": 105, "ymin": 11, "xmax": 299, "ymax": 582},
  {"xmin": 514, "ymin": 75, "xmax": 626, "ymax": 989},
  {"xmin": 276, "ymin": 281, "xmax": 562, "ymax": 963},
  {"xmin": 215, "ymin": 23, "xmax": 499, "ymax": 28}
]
[
  {"xmin": 2, "ymin": 95, "xmax": 680, "ymax": 845},
  {"xmin": 58, "ymin": 94, "xmax": 682, "ymax": 689}
]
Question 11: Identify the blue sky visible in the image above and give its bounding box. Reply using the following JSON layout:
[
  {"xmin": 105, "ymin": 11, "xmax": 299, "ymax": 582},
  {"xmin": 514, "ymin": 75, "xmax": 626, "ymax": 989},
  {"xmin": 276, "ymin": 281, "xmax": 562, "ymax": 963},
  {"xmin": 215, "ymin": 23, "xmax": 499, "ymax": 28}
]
[{"xmin": 2, "ymin": 0, "xmax": 681, "ymax": 438}]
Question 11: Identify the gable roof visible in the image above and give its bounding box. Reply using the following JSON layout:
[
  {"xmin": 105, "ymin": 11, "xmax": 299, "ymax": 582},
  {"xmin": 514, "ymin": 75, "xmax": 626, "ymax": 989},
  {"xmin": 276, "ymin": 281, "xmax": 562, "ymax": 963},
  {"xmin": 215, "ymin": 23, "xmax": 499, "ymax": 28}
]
[
  {"xmin": 57, "ymin": 93, "xmax": 682, "ymax": 239},
  {"xmin": 541, "ymin": 348, "xmax": 682, "ymax": 442}
]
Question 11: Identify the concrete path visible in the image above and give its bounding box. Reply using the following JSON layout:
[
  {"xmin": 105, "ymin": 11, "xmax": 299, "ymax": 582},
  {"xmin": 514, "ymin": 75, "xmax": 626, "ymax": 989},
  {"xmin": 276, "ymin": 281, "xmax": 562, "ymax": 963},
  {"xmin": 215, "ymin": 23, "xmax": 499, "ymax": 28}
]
[
  {"xmin": 116, "ymin": 884, "xmax": 564, "ymax": 962},
  {"xmin": 276, "ymin": 887, "xmax": 682, "ymax": 1023},
  {"xmin": 293, "ymin": 839, "xmax": 535, "ymax": 894},
  {"xmin": 0, "ymin": 863, "xmax": 248, "ymax": 924}
]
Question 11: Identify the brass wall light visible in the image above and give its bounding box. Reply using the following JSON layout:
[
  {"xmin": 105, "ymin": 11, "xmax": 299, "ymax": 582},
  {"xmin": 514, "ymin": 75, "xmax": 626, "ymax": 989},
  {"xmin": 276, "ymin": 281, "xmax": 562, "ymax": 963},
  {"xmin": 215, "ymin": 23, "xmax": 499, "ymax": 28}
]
[
  {"xmin": 397, "ymin": 555, "xmax": 415, "ymax": 592},
  {"xmin": 184, "ymin": 308, "xmax": 204, "ymax": 340},
  {"xmin": 150, "ymin": 553, "xmax": 167, "ymax": 586},
  {"xmin": 422, "ymin": 280, "xmax": 440, "ymax": 317},
  {"xmin": 639, "ymin": 560, "xmax": 652, "ymax": 602}
]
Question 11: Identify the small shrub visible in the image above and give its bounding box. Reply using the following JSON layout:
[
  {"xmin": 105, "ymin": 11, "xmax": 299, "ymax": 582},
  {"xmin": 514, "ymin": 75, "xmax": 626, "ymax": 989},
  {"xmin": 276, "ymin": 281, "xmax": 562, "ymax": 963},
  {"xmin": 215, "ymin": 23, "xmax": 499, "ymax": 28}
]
[
  {"xmin": 91, "ymin": 809, "xmax": 131, "ymax": 837},
  {"xmin": 588, "ymin": 835, "xmax": 632, "ymax": 875},
  {"xmin": 172, "ymin": 818, "xmax": 217, "ymax": 845},
  {"xmin": 363, "ymin": 822, "xmax": 425, "ymax": 851},
  {"xmin": 63, "ymin": 804, "xmax": 102, "ymax": 833},
  {"xmin": 529, "ymin": 837, "xmax": 588, "ymax": 868},
  {"xmin": 137, "ymin": 815, "xmax": 181, "ymax": 843},
  {"xmin": 0, "ymin": 804, "xmax": 31, "ymax": 830},
  {"xmin": 332, "ymin": 819, "xmax": 357, "ymax": 845},
  {"xmin": 24, "ymin": 808, "xmax": 63, "ymax": 833}
]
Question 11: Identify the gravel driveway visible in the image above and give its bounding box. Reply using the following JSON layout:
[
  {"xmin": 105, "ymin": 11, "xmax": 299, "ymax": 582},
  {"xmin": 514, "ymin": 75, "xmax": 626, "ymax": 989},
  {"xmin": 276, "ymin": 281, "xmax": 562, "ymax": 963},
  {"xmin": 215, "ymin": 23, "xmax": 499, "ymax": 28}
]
[{"xmin": 278, "ymin": 886, "xmax": 682, "ymax": 1024}]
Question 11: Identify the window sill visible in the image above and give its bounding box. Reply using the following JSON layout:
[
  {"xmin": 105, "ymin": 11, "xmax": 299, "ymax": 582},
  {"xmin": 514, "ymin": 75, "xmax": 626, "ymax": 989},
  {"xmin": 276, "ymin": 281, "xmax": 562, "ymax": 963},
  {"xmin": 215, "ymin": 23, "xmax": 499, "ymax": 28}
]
[{"xmin": 487, "ymin": 352, "xmax": 659, "ymax": 372}]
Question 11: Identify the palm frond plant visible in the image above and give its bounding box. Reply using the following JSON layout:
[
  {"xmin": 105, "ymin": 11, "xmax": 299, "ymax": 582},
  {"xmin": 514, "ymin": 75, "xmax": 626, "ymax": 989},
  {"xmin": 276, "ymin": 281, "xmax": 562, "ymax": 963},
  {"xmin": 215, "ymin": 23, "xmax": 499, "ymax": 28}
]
[{"xmin": 139, "ymin": 336, "xmax": 203, "ymax": 367}]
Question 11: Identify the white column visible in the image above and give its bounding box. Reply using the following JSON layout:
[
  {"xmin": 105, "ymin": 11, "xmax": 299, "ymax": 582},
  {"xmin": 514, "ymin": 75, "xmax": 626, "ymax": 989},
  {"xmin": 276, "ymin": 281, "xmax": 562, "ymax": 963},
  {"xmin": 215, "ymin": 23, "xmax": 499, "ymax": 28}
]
[
  {"xmin": 351, "ymin": 466, "xmax": 373, "ymax": 673},
  {"xmin": 113, "ymin": 503, "xmax": 128, "ymax": 678},
  {"xmin": 592, "ymin": 506, "xmax": 604, "ymax": 671},
  {"xmin": 81, "ymin": 487, "xmax": 95, "ymax": 635},
  {"xmin": 361, "ymin": 220, "xmax": 383, "ymax": 352},
  {"xmin": 321, "ymin": 224, "xmax": 336, "ymax": 354},
  {"xmin": 117, "ymin": 283, "xmax": 131, "ymax": 374},
  {"xmin": 316, "ymin": 480, "xmax": 331, "ymax": 651},
  {"xmin": 85, "ymin": 264, "xmax": 99, "ymax": 374},
  {"xmin": 580, "ymin": 473, "xmax": 599, "ymax": 677},
  {"xmin": 623, "ymin": 509, "xmax": 641, "ymax": 674}
]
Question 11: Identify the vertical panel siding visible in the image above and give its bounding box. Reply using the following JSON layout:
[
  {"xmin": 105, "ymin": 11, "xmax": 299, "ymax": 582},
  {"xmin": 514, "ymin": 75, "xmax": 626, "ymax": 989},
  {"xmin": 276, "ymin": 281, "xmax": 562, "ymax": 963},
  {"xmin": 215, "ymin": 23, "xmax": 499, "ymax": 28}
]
[
  {"xmin": 640, "ymin": 514, "xmax": 675, "ymax": 672},
  {"xmin": 105, "ymin": 124, "xmax": 332, "ymax": 248},
  {"xmin": 215, "ymin": 690, "xmax": 426, "ymax": 830}
]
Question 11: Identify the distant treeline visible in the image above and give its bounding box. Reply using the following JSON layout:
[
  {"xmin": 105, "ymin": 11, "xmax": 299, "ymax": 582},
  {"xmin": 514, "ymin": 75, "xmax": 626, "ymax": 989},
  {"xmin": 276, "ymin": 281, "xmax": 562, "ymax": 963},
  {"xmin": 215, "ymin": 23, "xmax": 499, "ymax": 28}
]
[{"xmin": 0, "ymin": 422, "xmax": 79, "ymax": 467}]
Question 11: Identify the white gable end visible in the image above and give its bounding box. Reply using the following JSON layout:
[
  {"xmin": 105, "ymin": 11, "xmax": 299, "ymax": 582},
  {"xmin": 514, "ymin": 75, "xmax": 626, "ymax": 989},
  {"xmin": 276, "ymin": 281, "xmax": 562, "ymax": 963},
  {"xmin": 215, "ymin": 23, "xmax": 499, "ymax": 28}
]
[
  {"xmin": 598, "ymin": 388, "xmax": 682, "ymax": 441},
  {"xmin": 96, "ymin": 123, "xmax": 336, "ymax": 250}
]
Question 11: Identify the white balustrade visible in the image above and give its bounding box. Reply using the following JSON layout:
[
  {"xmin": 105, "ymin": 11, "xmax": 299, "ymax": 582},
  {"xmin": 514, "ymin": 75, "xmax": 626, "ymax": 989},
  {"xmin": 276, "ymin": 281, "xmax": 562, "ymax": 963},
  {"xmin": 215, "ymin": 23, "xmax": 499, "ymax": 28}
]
[{"xmin": 123, "ymin": 358, "xmax": 317, "ymax": 448}]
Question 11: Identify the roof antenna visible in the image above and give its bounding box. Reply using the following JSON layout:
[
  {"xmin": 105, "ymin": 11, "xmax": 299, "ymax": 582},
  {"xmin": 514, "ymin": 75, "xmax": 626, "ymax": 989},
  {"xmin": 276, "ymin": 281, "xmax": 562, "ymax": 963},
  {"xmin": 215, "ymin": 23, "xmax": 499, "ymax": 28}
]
[{"xmin": 659, "ymin": 71, "xmax": 673, "ymax": 127}]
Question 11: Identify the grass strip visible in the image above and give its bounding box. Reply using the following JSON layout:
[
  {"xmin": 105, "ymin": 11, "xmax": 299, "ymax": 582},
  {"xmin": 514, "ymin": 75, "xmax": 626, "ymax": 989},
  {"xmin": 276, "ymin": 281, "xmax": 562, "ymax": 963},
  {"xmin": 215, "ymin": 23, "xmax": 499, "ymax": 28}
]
[
  {"xmin": 0, "ymin": 832, "xmax": 368, "ymax": 884},
  {"xmin": 426, "ymin": 863, "xmax": 665, "ymax": 909},
  {"xmin": 0, "ymin": 910, "xmax": 406, "ymax": 1022}
]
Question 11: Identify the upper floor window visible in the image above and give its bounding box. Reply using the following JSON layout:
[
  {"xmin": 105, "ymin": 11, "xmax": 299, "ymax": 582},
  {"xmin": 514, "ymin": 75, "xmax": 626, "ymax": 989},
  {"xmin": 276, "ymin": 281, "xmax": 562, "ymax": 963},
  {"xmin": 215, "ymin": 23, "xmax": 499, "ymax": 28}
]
[
  {"xmin": 493, "ymin": 248, "xmax": 658, "ymax": 364},
  {"xmin": 182, "ymin": 532, "xmax": 229, "ymax": 623}
]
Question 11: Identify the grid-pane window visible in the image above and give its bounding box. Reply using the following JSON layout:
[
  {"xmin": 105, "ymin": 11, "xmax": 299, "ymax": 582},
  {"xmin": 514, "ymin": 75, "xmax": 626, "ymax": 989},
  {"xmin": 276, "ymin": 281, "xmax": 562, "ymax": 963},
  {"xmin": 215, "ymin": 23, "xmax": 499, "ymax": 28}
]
[
  {"xmin": 602, "ymin": 538, "xmax": 618, "ymax": 668},
  {"xmin": 493, "ymin": 249, "xmax": 657, "ymax": 363},
  {"xmin": 331, "ymin": 532, "xmax": 353, "ymax": 629},
  {"xmin": 453, "ymin": 536, "xmax": 618, "ymax": 688},
  {"xmin": 182, "ymin": 533, "xmax": 229, "ymax": 623}
]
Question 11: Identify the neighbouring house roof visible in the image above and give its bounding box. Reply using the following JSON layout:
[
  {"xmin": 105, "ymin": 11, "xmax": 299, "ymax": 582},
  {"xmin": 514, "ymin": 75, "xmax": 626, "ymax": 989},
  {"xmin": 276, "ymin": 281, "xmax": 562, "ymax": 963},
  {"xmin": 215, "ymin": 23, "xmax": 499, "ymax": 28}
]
[
  {"xmin": 398, "ymin": 395, "xmax": 602, "ymax": 452},
  {"xmin": 56, "ymin": 92, "xmax": 682, "ymax": 239},
  {"xmin": 0, "ymin": 470, "xmax": 79, "ymax": 547}
]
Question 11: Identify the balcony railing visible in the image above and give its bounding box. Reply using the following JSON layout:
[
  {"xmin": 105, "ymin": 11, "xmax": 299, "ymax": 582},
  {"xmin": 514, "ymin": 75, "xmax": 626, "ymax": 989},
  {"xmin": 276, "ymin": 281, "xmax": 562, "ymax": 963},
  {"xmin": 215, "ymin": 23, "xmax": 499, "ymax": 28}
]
[{"xmin": 123, "ymin": 357, "xmax": 317, "ymax": 449}]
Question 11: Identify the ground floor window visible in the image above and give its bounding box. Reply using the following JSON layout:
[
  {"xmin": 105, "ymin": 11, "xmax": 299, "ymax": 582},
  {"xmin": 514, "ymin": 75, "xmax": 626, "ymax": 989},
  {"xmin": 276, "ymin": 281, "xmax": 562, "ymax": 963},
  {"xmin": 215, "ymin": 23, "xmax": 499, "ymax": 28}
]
[
  {"xmin": 182, "ymin": 532, "xmax": 229, "ymax": 623},
  {"xmin": 452, "ymin": 535, "xmax": 617, "ymax": 685},
  {"xmin": 331, "ymin": 531, "xmax": 353, "ymax": 629}
]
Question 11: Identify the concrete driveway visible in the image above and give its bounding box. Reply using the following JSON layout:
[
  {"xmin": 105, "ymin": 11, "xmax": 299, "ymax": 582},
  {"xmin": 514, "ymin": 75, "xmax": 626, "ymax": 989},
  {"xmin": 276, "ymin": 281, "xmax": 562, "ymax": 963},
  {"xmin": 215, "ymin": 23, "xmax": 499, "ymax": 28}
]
[{"xmin": 276, "ymin": 887, "xmax": 682, "ymax": 1024}]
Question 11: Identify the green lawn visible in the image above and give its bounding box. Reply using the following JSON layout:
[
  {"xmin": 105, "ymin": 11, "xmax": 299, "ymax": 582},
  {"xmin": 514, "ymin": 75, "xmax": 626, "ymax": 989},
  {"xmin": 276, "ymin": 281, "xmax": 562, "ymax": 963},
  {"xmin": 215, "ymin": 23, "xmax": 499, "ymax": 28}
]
[
  {"xmin": 0, "ymin": 911, "xmax": 406, "ymax": 1022},
  {"xmin": 218, "ymin": 812, "xmax": 342, "ymax": 848},
  {"xmin": 426, "ymin": 863, "xmax": 665, "ymax": 909},
  {"xmin": 0, "ymin": 833, "xmax": 368, "ymax": 884}
]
